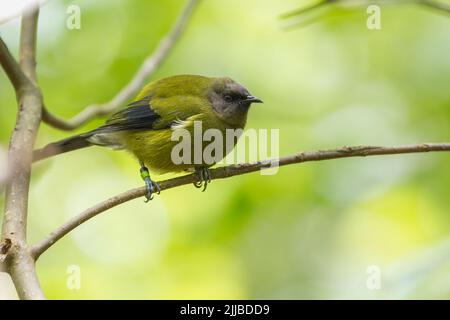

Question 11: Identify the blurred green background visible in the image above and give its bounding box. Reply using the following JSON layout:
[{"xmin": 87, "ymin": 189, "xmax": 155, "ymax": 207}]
[{"xmin": 1, "ymin": 0, "xmax": 449, "ymax": 299}]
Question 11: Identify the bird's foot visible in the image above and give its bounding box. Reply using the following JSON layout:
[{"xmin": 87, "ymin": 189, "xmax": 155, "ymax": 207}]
[
  {"xmin": 193, "ymin": 167, "xmax": 211, "ymax": 192},
  {"xmin": 140, "ymin": 165, "xmax": 160, "ymax": 202}
]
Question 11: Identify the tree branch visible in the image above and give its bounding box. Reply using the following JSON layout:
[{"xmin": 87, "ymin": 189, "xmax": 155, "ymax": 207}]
[
  {"xmin": 41, "ymin": 0, "xmax": 201, "ymax": 131},
  {"xmin": 0, "ymin": 38, "xmax": 32, "ymax": 92},
  {"xmin": 420, "ymin": 0, "xmax": 450, "ymax": 13},
  {"xmin": 30, "ymin": 142, "xmax": 450, "ymax": 260},
  {"xmin": 0, "ymin": 0, "xmax": 49, "ymax": 25},
  {"xmin": 280, "ymin": 0, "xmax": 450, "ymax": 29},
  {"xmin": 19, "ymin": 7, "xmax": 39, "ymax": 84},
  {"xmin": 1, "ymin": 6, "xmax": 45, "ymax": 299}
]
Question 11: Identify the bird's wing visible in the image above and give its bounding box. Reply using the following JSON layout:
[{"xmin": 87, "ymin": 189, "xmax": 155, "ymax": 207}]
[
  {"xmin": 96, "ymin": 97, "xmax": 160, "ymax": 132},
  {"xmin": 95, "ymin": 96, "xmax": 209, "ymax": 133},
  {"xmin": 96, "ymin": 95, "xmax": 205, "ymax": 133}
]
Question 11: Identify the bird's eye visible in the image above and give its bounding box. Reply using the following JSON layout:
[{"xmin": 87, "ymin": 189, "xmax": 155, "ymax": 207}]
[{"xmin": 224, "ymin": 94, "xmax": 233, "ymax": 102}]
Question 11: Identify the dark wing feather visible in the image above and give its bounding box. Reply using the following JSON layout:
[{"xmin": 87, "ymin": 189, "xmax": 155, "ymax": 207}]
[{"xmin": 96, "ymin": 97, "xmax": 161, "ymax": 132}]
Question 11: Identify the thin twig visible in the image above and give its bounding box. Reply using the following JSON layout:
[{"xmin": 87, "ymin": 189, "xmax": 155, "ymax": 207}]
[
  {"xmin": 0, "ymin": 38, "xmax": 32, "ymax": 92},
  {"xmin": 42, "ymin": 0, "xmax": 201, "ymax": 131},
  {"xmin": 0, "ymin": 6, "xmax": 45, "ymax": 299},
  {"xmin": 30, "ymin": 142, "xmax": 450, "ymax": 260},
  {"xmin": 280, "ymin": 0, "xmax": 333, "ymax": 19},
  {"xmin": 0, "ymin": 0, "xmax": 49, "ymax": 25},
  {"xmin": 280, "ymin": 0, "xmax": 450, "ymax": 29},
  {"xmin": 419, "ymin": 0, "xmax": 450, "ymax": 13}
]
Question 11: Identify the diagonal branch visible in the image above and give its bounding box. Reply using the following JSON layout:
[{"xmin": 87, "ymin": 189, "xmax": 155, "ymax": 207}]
[
  {"xmin": 42, "ymin": 0, "xmax": 201, "ymax": 131},
  {"xmin": 30, "ymin": 142, "xmax": 450, "ymax": 260},
  {"xmin": 0, "ymin": 0, "xmax": 49, "ymax": 25},
  {"xmin": 280, "ymin": 0, "xmax": 332, "ymax": 19},
  {"xmin": 0, "ymin": 38, "xmax": 32, "ymax": 92},
  {"xmin": 420, "ymin": 0, "xmax": 450, "ymax": 13},
  {"xmin": 280, "ymin": 0, "xmax": 450, "ymax": 29}
]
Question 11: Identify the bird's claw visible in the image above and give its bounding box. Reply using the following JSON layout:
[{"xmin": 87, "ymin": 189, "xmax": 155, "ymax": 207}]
[
  {"xmin": 194, "ymin": 167, "xmax": 211, "ymax": 192},
  {"xmin": 143, "ymin": 177, "xmax": 160, "ymax": 202},
  {"xmin": 140, "ymin": 165, "xmax": 160, "ymax": 202}
]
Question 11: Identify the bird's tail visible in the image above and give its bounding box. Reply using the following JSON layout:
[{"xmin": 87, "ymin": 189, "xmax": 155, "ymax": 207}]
[{"xmin": 33, "ymin": 132, "xmax": 94, "ymax": 163}]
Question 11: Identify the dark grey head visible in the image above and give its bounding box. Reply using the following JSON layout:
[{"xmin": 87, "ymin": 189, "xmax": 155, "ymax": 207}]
[{"xmin": 208, "ymin": 77, "xmax": 262, "ymax": 127}]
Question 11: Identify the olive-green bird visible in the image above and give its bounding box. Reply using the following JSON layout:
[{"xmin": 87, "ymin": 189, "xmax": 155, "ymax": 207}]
[{"xmin": 33, "ymin": 75, "xmax": 262, "ymax": 200}]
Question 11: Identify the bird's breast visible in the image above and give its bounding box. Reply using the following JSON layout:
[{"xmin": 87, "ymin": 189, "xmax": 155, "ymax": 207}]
[{"xmin": 123, "ymin": 118, "xmax": 243, "ymax": 174}]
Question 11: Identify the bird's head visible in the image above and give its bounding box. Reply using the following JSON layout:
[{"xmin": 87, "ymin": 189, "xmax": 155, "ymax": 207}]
[
  {"xmin": 208, "ymin": 77, "xmax": 262, "ymax": 127},
  {"xmin": 137, "ymin": 75, "xmax": 262, "ymax": 128}
]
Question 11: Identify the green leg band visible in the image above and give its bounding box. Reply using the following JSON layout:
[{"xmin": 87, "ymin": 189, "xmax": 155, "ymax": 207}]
[{"xmin": 139, "ymin": 163, "xmax": 159, "ymax": 202}]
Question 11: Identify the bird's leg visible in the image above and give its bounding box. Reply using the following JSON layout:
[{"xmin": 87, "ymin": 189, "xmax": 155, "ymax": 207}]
[
  {"xmin": 139, "ymin": 161, "xmax": 160, "ymax": 202},
  {"xmin": 193, "ymin": 166, "xmax": 212, "ymax": 192}
]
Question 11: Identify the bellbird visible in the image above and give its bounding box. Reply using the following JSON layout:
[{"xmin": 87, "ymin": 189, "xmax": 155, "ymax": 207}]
[{"xmin": 34, "ymin": 75, "xmax": 262, "ymax": 200}]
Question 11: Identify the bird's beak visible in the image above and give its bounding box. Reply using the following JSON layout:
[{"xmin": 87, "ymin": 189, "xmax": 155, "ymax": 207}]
[{"xmin": 245, "ymin": 95, "xmax": 263, "ymax": 104}]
